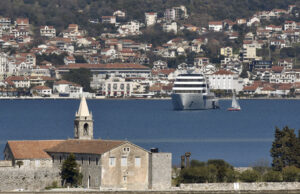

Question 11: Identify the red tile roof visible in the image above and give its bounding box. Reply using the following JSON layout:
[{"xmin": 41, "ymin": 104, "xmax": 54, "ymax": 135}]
[
  {"xmin": 243, "ymin": 85, "xmax": 258, "ymax": 91},
  {"xmin": 32, "ymin": 85, "xmax": 51, "ymax": 90},
  {"xmin": 7, "ymin": 140, "xmax": 64, "ymax": 159},
  {"xmin": 58, "ymin": 63, "xmax": 150, "ymax": 70},
  {"xmin": 45, "ymin": 139, "xmax": 125, "ymax": 155}
]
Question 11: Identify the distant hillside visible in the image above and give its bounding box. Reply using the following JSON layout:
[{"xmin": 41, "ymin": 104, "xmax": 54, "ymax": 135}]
[{"xmin": 0, "ymin": 0, "xmax": 298, "ymax": 33}]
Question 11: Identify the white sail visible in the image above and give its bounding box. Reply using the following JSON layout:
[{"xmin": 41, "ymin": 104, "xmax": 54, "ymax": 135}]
[{"xmin": 231, "ymin": 92, "xmax": 241, "ymax": 109}]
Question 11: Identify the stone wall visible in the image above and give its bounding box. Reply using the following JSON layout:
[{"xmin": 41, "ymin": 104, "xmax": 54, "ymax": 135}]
[
  {"xmin": 150, "ymin": 153, "xmax": 172, "ymax": 190},
  {"xmin": 180, "ymin": 182, "xmax": 300, "ymax": 191},
  {"xmin": 0, "ymin": 167, "xmax": 60, "ymax": 191}
]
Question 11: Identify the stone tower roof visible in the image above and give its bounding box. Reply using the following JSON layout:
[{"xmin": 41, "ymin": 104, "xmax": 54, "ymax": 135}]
[{"xmin": 76, "ymin": 97, "xmax": 90, "ymax": 117}]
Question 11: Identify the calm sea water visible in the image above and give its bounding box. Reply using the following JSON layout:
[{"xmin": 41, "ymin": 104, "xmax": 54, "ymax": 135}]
[{"xmin": 0, "ymin": 99, "xmax": 299, "ymax": 167}]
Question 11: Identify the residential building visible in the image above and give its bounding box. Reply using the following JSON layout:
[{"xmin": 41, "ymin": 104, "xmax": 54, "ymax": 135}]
[
  {"xmin": 145, "ymin": 12, "xmax": 157, "ymax": 27},
  {"xmin": 242, "ymin": 41, "xmax": 263, "ymax": 62},
  {"xmin": 208, "ymin": 69, "xmax": 244, "ymax": 92},
  {"xmin": 53, "ymin": 80, "xmax": 83, "ymax": 97},
  {"xmin": 40, "ymin": 26, "xmax": 56, "ymax": 38},
  {"xmin": 5, "ymin": 76, "xmax": 30, "ymax": 88},
  {"xmin": 194, "ymin": 57, "xmax": 209, "ymax": 68},
  {"xmin": 162, "ymin": 22, "xmax": 177, "ymax": 34},
  {"xmin": 220, "ymin": 47, "xmax": 233, "ymax": 57},
  {"xmin": 113, "ymin": 10, "xmax": 126, "ymax": 18},
  {"xmin": 208, "ymin": 21, "xmax": 223, "ymax": 32},
  {"xmin": 101, "ymin": 16, "xmax": 116, "ymax": 24},
  {"xmin": 30, "ymin": 85, "xmax": 52, "ymax": 97},
  {"xmin": 56, "ymin": 63, "xmax": 151, "ymax": 79},
  {"xmin": 91, "ymin": 76, "xmax": 133, "ymax": 97}
]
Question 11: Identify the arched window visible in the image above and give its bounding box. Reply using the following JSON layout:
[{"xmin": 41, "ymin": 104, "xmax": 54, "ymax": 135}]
[{"xmin": 84, "ymin": 123, "xmax": 89, "ymax": 135}]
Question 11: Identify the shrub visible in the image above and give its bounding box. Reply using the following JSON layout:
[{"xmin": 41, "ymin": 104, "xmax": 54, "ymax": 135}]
[
  {"xmin": 179, "ymin": 166, "xmax": 209, "ymax": 183},
  {"xmin": 225, "ymin": 168, "xmax": 238, "ymax": 183},
  {"xmin": 283, "ymin": 166, "xmax": 300, "ymax": 182},
  {"xmin": 239, "ymin": 170, "xmax": 260, "ymax": 182},
  {"xmin": 262, "ymin": 170, "xmax": 282, "ymax": 182}
]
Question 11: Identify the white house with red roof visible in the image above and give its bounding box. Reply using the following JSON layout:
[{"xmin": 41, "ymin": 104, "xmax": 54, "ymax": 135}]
[
  {"xmin": 64, "ymin": 55, "xmax": 76, "ymax": 65},
  {"xmin": 208, "ymin": 21, "xmax": 223, "ymax": 32},
  {"xmin": 5, "ymin": 76, "xmax": 30, "ymax": 88},
  {"xmin": 208, "ymin": 69, "xmax": 243, "ymax": 91},
  {"xmin": 284, "ymin": 21, "xmax": 297, "ymax": 30},
  {"xmin": 30, "ymin": 85, "xmax": 52, "ymax": 97}
]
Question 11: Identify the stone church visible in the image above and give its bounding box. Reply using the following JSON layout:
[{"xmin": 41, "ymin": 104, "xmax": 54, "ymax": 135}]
[{"xmin": 2, "ymin": 97, "xmax": 171, "ymax": 191}]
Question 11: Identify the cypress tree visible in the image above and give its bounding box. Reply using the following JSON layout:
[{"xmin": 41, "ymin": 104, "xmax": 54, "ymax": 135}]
[
  {"xmin": 270, "ymin": 126, "xmax": 299, "ymax": 171},
  {"xmin": 61, "ymin": 153, "xmax": 83, "ymax": 187}
]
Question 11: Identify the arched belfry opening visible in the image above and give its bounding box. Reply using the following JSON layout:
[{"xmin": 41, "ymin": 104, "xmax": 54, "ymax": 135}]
[
  {"xmin": 74, "ymin": 97, "xmax": 93, "ymax": 140},
  {"xmin": 84, "ymin": 123, "xmax": 89, "ymax": 135}
]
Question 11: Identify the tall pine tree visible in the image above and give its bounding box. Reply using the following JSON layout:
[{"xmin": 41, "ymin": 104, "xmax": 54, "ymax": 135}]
[{"xmin": 270, "ymin": 126, "xmax": 299, "ymax": 171}]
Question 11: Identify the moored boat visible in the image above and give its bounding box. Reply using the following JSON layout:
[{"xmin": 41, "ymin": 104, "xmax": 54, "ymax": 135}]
[{"xmin": 171, "ymin": 70, "xmax": 219, "ymax": 110}]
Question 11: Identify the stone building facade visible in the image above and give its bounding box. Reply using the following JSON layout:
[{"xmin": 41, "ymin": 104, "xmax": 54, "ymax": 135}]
[{"xmin": 0, "ymin": 97, "xmax": 172, "ymax": 191}]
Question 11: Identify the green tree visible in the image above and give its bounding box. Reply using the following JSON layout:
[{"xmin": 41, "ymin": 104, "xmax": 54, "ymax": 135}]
[
  {"xmin": 262, "ymin": 170, "xmax": 282, "ymax": 182},
  {"xmin": 282, "ymin": 166, "xmax": 300, "ymax": 182},
  {"xmin": 270, "ymin": 126, "xmax": 299, "ymax": 171},
  {"xmin": 61, "ymin": 153, "xmax": 82, "ymax": 187},
  {"xmin": 207, "ymin": 159, "xmax": 233, "ymax": 182},
  {"xmin": 62, "ymin": 68, "xmax": 93, "ymax": 92},
  {"xmin": 239, "ymin": 170, "xmax": 260, "ymax": 183}
]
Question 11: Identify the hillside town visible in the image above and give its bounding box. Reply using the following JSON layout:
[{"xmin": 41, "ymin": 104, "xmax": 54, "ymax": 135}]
[{"xmin": 0, "ymin": 4, "xmax": 300, "ymax": 98}]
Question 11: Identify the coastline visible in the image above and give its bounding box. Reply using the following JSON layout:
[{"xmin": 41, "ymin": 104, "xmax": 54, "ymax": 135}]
[{"xmin": 1, "ymin": 96, "xmax": 300, "ymax": 100}]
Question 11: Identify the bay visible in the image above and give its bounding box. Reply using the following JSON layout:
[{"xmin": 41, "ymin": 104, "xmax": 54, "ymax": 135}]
[{"xmin": 0, "ymin": 99, "xmax": 299, "ymax": 167}]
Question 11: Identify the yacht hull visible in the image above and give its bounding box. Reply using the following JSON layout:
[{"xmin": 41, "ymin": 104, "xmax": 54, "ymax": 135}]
[{"xmin": 171, "ymin": 93, "xmax": 219, "ymax": 110}]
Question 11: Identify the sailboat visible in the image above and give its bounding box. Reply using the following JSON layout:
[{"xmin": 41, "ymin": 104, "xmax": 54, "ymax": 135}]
[{"xmin": 228, "ymin": 92, "xmax": 241, "ymax": 111}]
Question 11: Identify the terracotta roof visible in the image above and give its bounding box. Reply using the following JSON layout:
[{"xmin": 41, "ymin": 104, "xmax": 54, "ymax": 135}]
[
  {"xmin": 152, "ymin": 69, "xmax": 175, "ymax": 75},
  {"xmin": 271, "ymin": 66, "xmax": 284, "ymax": 73},
  {"xmin": 46, "ymin": 139, "xmax": 125, "ymax": 155},
  {"xmin": 278, "ymin": 83, "xmax": 292, "ymax": 90},
  {"xmin": 7, "ymin": 140, "xmax": 64, "ymax": 159},
  {"xmin": 58, "ymin": 63, "xmax": 150, "ymax": 70},
  {"xmin": 5, "ymin": 76, "xmax": 28, "ymax": 82},
  {"xmin": 243, "ymin": 85, "xmax": 258, "ymax": 91},
  {"xmin": 262, "ymin": 85, "xmax": 275, "ymax": 91},
  {"xmin": 209, "ymin": 21, "xmax": 223, "ymax": 25},
  {"xmin": 32, "ymin": 85, "xmax": 51, "ymax": 90}
]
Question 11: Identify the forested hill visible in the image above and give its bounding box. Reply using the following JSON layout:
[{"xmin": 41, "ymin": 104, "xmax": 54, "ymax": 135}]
[{"xmin": 1, "ymin": 0, "xmax": 298, "ymax": 32}]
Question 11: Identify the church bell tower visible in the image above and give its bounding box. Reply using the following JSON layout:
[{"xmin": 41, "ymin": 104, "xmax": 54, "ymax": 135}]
[{"xmin": 74, "ymin": 97, "xmax": 93, "ymax": 140}]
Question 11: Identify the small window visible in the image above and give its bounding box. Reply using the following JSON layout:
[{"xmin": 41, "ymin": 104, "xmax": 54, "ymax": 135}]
[
  {"xmin": 121, "ymin": 157, "xmax": 127, "ymax": 167},
  {"xmin": 52, "ymin": 156, "xmax": 54, "ymax": 163},
  {"xmin": 59, "ymin": 156, "xmax": 62, "ymax": 163},
  {"xmin": 89, "ymin": 157, "xmax": 91, "ymax": 165},
  {"xmin": 123, "ymin": 176, "xmax": 127, "ymax": 182},
  {"xmin": 109, "ymin": 157, "xmax": 116, "ymax": 167},
  {"xmin": 96, "ymin": 158, "xmax": 99, "ymax": 165},
  {"xmin": 123, "ymin": 147, "xmax": 130, "ymax": 152},
  {"xmin": 135, "ymin": 157, "xmax": 141, "ymax": 167},
  {"xmin": 81, "ymin": 157, "xmax": 84, "ymax": 164}
]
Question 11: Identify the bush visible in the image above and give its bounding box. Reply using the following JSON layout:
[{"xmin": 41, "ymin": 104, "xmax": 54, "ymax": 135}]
[
  {"xmin": 262, "ymin": 170, "xmax": 282, "ymax": 182},
  {"xmin": 239, "ymin": 170, "xmax": 260, "ymax": 182},
  {"xmin": 283, "ymin": 166, "xmax": 300, "ymax": 182},
  {"xmin": 179, "ymin": 167, "xmax": 208, "ymax": 183}
]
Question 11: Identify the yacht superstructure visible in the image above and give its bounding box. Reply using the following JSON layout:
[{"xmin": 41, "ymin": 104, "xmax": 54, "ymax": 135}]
[{"xmin": 171, "ymin": 72, "xmax": 219, "ymax": 110}]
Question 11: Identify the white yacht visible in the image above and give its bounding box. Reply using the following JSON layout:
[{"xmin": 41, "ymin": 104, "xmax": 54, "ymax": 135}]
[{"xmin": 171, "ymin": 71, "xmax": 219, "ymax": 110}]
